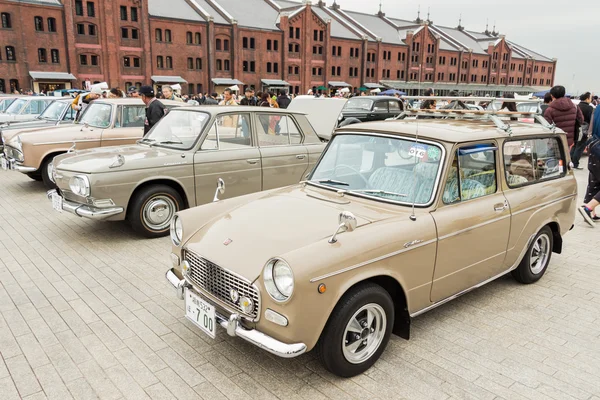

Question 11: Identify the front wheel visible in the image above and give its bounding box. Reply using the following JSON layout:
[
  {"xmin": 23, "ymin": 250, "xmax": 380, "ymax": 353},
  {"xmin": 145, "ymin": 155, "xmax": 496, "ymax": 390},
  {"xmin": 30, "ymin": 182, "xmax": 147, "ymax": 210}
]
[
  {"xmin": 26, "ymin": 172, "xmax": 42, "ymax": 182},
  {"xmin": 129, "ymin": 185, "xmax": 183, "ymax": 238},
  {"xmin": 316, "ymin": 283, "xmax": 394, "ymax": 378},
  {"xmin": 511, "ymin": 226, "xmax": 553, "ymax": 284},
  {"xmin": 41, "ymin": 158, "xmax": 57, "ymax": 190}
]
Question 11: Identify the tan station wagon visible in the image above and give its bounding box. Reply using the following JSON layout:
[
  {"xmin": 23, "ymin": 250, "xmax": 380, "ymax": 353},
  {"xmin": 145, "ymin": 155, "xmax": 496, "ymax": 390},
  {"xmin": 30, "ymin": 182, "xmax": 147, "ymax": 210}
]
[
  {"xmin": 0, "ymin": 98, "xmax": 182, "ymax": 187},
  {"xmin": 46, "ymin": 99, "xmax": 346, "ymax": 237},
  {"xmin": 165, "ymin": 111, "xmax": 577, "ymax": 377}
]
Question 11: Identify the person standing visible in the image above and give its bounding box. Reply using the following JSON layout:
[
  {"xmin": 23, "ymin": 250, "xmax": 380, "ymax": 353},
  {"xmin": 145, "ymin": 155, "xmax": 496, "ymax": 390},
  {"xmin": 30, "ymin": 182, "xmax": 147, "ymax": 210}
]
[
  {"xmin": 571, "ymin": 92, "xmax": 594, "ymax": 169},
  {"xmin": 240, "ymin": 88, "xmax": 257, "ymax": 106},
  {"xmin": 578, "ymin": 134, "xmax": 600, "ymax": 227},
  {"xmin": 540, "ymin": 92, "xmax": 552, "ymax": 115},
  {"xmin": 161, "ymin": 85, "xmax": 183, "ymax": 102},
  {"xmin": 543, "ymin": 85, "xmax": 583, "ymax": 148},
  {"xmin": 219, "ymin": 88, "xmax": 238, "ymax": 106},
  {"xmin": 277, "ymin": 90, "xmax": 291, "ymax": 109},
  {"xmin": 204, "ymin": 93, "xmax": 219, "ymax": 105},
  {"xmin": 139, "ymin": 85, "xmax": 166, "ymax": 134}
]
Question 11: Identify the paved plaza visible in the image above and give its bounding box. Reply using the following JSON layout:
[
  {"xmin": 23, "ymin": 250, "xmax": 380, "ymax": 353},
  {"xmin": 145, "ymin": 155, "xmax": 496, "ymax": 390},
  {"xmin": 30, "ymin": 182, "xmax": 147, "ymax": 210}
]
[{"xmin": 0, "ymin": 166, "xmax": 599, "ymax": 400}]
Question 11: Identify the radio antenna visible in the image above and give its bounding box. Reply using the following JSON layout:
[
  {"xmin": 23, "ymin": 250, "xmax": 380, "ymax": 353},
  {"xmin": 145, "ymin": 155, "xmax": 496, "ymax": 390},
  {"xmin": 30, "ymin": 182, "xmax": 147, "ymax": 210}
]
[{"xmin": 410, "ymin": 63, "xmax": 422, "ymax": 222}]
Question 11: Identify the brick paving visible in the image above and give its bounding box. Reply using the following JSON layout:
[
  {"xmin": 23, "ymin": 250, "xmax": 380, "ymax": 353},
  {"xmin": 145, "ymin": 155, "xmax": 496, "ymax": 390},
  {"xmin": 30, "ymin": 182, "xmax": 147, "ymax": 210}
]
[{"xmin": 0, "ymin": 165, "xmax": 599, "ymax": 400}]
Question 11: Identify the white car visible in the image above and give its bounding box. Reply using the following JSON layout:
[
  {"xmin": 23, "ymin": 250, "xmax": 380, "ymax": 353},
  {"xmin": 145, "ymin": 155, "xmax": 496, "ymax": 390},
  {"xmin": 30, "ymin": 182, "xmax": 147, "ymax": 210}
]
[{"xmin": 0, "ymin": 96, "xmax": 54, "ymax": 123}]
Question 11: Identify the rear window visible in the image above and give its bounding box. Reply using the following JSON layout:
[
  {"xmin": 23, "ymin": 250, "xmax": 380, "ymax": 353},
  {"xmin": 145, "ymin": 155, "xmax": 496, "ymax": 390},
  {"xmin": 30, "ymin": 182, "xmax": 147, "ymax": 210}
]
[{"xmin": 503, "ymin": 138, "xmax": 565, "ymax": 187}]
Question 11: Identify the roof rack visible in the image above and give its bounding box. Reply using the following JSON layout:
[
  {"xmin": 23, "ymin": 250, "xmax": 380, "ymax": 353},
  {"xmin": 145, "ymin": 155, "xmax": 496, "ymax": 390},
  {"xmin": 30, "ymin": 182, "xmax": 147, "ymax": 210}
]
[{"xmin": 400, "ymin": 95, "xmax": 542, "ymax": 103}]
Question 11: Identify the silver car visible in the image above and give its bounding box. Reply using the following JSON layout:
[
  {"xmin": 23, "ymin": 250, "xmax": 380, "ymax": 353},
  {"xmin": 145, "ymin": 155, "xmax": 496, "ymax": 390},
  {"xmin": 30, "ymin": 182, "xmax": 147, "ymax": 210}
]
[{"xmin": 0, "ymin": 96, "xmax": 54, "ymax": 123}]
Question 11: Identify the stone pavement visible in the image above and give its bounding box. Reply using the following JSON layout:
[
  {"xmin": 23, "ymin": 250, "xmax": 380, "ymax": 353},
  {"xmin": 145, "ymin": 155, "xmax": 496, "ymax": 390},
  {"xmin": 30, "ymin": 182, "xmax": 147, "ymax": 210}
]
[{"xmin": 0, "ymin": 166, "xmax": 599, "ymax": 400}]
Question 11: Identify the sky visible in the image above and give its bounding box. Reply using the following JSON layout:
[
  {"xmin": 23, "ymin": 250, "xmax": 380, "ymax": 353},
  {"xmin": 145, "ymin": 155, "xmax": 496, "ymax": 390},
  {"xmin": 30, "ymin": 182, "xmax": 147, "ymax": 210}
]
[{"xmin": 324, "ymin": 0, "xmax": 599, "ymax": 94}]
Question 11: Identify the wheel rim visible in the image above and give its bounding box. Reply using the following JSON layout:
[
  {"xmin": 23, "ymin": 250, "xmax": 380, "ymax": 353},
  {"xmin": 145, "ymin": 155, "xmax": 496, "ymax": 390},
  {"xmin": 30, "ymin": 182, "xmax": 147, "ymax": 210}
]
[
  {"xmin": 530, "ymin": 233, "xmax": 550, "ymax": 275},
  {"xmin": 342, "ymin": 303, "xmax": 387, "ymax": 365},
  {"xmin": 142, "ymin": 195, "xmax": 176, "ymax": 231}
]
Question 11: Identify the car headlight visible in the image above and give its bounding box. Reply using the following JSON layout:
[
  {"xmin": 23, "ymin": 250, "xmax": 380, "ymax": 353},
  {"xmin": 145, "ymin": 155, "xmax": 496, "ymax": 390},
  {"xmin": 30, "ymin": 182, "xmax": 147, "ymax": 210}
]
[
  {"xmin": 170, "ymin": 215, "xmax": 183, "ymax": 246},
  {"xmin": 69, "ymin": 175, "xmax": 90, "ymax": 197},
  {"xmin": 263, "ymin": 258, "xmax": 294, "ymax": 302}
]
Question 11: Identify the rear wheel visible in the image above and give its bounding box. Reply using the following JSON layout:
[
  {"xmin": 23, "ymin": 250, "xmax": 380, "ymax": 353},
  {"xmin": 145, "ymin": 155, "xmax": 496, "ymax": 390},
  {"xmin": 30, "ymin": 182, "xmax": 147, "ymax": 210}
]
[
  {"xmin": 41, "ymin": 158, "xmax": 57, "ymax": 190},
  {"xmin": 26, "ymin": 172, "xmax": 42, "ymax": 182},
  {"xmin": 129, "ymin": 185, "xmax": 183, "ymax": 238},
  {"xmin": 511, "ymin": 226, "xmax": 553, "ymax": 284}
]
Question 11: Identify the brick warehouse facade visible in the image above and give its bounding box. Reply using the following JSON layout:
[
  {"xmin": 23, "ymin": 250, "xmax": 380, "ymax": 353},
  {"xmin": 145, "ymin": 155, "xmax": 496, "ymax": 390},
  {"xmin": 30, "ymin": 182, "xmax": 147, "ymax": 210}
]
[{"xmin": 0, "ymin": 0, "xmax": 557, "ymax": 95}]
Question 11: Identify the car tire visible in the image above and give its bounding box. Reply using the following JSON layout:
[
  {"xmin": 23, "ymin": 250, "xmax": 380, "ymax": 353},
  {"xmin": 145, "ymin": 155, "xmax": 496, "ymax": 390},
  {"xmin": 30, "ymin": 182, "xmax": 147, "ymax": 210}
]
[
  {"xmin": 511, "ymin": 226, "xmax": 553, "ymax": 284},
  {"xmin": 26, "ymin": 172, "xmax": 42, "ymax": 182},
  {"xmin": 129, "ymin": 185, "xmax": 183, "ymax": 238},
  {"xmin": 41, "ymin": 158, "xmax": 57, "ymax": 190},
  {"xmin": 316, "ymin": 282, "xmax": 394, "ymax": 378}
]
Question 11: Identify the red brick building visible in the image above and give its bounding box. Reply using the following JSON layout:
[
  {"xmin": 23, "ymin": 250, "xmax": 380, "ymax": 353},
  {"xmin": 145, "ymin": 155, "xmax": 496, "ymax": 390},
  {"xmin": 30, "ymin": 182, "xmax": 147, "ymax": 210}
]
[{"xmin": 0, "ymin": 0, "xmax": 557, "ymax": 96}]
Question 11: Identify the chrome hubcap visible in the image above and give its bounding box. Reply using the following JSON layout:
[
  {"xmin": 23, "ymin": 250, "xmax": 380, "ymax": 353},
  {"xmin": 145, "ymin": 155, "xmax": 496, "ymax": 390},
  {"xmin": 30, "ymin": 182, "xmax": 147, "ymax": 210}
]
[
  {"xmin": 342, "ymin": 303, "xmax": 386, "ymax": 364},
  {"xmin": 143, "ymin": 196, "xmax": 176, "ymax": 230},
  {"xmin": 530, "ymin": 234, "xmax": 550, "ymax": 275}
]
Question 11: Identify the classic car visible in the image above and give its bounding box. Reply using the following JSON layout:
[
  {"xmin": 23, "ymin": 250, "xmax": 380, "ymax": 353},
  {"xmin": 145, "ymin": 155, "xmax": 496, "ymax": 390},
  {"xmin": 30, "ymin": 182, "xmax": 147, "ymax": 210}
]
[
  {"xmin": 339, "ymin": 96, "xmax": 404, "ymax": 125},
  {"xmin": 0, "ymin": 98, "xmax": 77, "ymax": 152},
  {"xmin": 46, "ymin": 99, "xmax": 346, "ymax": 238},
  {"xmin": 0, "ymin": 95, "xmax": 21, "ymax": 113},
  {"xmin": 0, "ymin": 96, "xmax": 54, "ymax": 123},
  {"xmin": 1, "ymin": 98, "xmax": 182, "ymax": 187},
  {"xmin": 165, "ymin": 112, "xmax": 577, "ymax": 377}
]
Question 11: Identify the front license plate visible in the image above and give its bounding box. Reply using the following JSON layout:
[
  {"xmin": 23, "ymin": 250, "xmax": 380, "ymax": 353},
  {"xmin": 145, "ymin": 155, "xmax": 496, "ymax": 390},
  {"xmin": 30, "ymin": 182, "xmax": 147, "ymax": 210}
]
[
  {"xmin": 185, "ymin": 289, "xmax": 216, "ymax": 339},
  {"xmin": 51, "ymin": 192, "xmax": 63, "ymax": 212},
  {"xmin": 1, "ymin": 158, "xmax": 7, "ymax": 171}
]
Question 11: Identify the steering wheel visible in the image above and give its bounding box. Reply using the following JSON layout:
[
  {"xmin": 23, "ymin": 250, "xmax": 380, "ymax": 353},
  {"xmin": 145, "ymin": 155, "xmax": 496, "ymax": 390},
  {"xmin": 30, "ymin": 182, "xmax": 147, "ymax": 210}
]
[
  {"xmin": 333, "ymin": 164, "xmax": 370, "ymax": 187},
  {"xmin": 397, "ymin": 142, "xmax": 413, "ymax": 160}
]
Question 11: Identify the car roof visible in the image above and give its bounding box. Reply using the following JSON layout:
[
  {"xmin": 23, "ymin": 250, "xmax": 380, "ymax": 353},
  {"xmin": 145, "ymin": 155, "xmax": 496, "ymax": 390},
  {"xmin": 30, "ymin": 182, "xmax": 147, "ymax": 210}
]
[
  {"xmin": 336, "ymin": 119, "xmax": 560, "ymax": 143},
  {"xmin": 172, "ymin": 105, "xmax": 308, "ymax": 115},
  {"xmin": 93, "ymin": 98, "xmax": 183, "ymax": 106},
  {"xmin": 7, "ymin": 96, "xmax": 52, "ymax": 101},
  {"xmin": 348, "ymin": 96, "xmax": 398, "ymax": 101}
]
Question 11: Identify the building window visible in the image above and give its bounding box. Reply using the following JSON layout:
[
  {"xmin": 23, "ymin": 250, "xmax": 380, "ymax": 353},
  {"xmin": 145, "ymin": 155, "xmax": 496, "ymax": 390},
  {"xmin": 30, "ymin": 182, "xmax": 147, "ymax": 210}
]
[
  {"xmin": 121, "ymin": 28, "xmax": 128, "ymax": 39},
  {"xmin": 1, "ymin": 12, "xmax": 11, "ymax": 28},
  {"xmin": 195, "ymin": 58, "xmax": 202, "ymax": 70},
  {"xmin": 186, "ymin": 32, "xmax": 192, "ymax": 44},
  {"xmin": 131, "ymin": 7, "xmax": 138, "ymax": 21},
  {"xmin": 223, "ymin": 60, "xmax": 230, "ymax": 71},
  {"xmin": 288, "ymin": 43, "xmax": 299, "ymax": 53},
  {"xmin": 312, "ymin": 46, "xmax": 323, "ymax": 55},
  {"xmin": 38, "ymin": 48, "xmax": 47, "ymax": 62},
  {"xmin": 216, "ymin": 59, "xmax": 222, "ymax": 71},
  {"xmin": 166, "ymin": 56, "xmax": 172, "ymax": 69},
  {"xmin": 5, "ymin": 46, "xmax": 15, "ymax": 61},
  {"xmin": 250, "ymin": 61, "xmax": 255, "ymax": 72},
  {"xmin": 91, "ymin": 55, "xmax": 98, "ymax": 65},
  {"xmin": 223, "ymin": 39, "xmax": 229, "ymax": 51},
  {"xmin": 289, "ymin": 27, "xmax": 293, "ymax": 38},
  {"xmin": 47, "ymin": 18, "xmax": 56, "ymax": 32},
  {"xmin": 124, "ymin": 56, "xmax": 131, "ymax": 67},
  {"xmin": 87, "ymin": 2, "xmax": 95, "ymax": 17},
  {"xmin": 267, "ymin": 62, "xmax": 272, "ymax": 73},
  {"xmin": 157, "ymin": 56, "xmax": 163, "ymax": 68},
  {"xmin": 75, "ymin": 1, "xmax": 83, "ymax": 16},
  {"xmin": 88, "ymin": 24, "xmax": 96, "ymax": 36},
  {"xmin": 131, "ymin": 29, "xmax": 138, "ymax": 39},
  {"xmin": 267, "ymin": 40, "xmax": 272, "ymax": 51},
  {"xmin": 79, "ymin": 54, "xmax": 88, "ymax": 65},
  {"xmin": 165, "ymin": 29, "xmax": 171, "ymax": 42},
  {"xmin": 187, "ymin": 57, "xmax": 193, "ymax": 69},
  {"xmin": 295, "ymin": 27, "xmax": 300, "ymax": 39},
  {"xmin": 216, "ymin": 39, "xmax": 221, "ymax": 51},
  {"xmin": 120, "ymin": 6, "xmax": 127, "ymax": 20},
  {"xmin": 77, "ymin": 23, "xmax": 85, "ymax": 35},
  {"xmin": 196, "ymin": 84, "xmax": 202, "ymax": 94},
  {"xmin": 34, "ymin": 16, "xmax": 44, "ymax": 31},
  {"xmin": 243, "ymin": 37, "xmax": 248, "ymax": 48},
  {"xmin": 195, "ymin": 32, "xmax": 201, "ymax": 45},
  {"xmin": 155, "ymin": 29, "xmax": 162, "ymax": 42},
  {"xmin": 50, "ymin": 49, "xmax": 59, "ymax": 63}
]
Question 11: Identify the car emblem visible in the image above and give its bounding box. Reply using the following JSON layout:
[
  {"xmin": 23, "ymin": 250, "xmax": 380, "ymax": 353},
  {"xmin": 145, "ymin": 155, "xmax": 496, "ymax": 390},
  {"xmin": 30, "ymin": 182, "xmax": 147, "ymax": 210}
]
[
  {"xmin": 230, "ymin": 289, "xmax": 239, "ymax": 303},
  {"xmin": 404, "ymin": 240, "xmax": 423, "ymax": 248},
  {"xmin": 223, "ymin": 238, "xmax": 232, "ymax": 246}
]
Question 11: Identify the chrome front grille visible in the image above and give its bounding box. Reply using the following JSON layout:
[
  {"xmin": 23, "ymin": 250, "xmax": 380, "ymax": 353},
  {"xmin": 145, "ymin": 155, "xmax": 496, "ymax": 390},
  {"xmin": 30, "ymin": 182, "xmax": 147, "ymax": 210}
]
[{"xmin": 185, "ymin": 250, "xmax": 260, "ymax": 319}]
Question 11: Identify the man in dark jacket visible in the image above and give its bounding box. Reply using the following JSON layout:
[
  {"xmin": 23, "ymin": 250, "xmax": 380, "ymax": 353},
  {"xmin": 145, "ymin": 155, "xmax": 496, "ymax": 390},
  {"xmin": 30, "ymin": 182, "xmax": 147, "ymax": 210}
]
[
  {"xmin": 276, "ymin": 90, "xmax": 291, "ymax": 109},
  {"xmin": 571, "ymin": 92, "xmax": 594, "ymax": 169},
  {"xmin": 543, "ymin": 85, "xmax": 583, "ymax": 147},
  {"xmin": 140, "ymin": 85, "xmax": 166, "ymax": 134},
  {"xmin": 240, "ymin": 88, "xmax": 257, "ymax": 106},
  {"xmin": 203, "ymin": 93, "xmax": 219, "ymax": 105}
]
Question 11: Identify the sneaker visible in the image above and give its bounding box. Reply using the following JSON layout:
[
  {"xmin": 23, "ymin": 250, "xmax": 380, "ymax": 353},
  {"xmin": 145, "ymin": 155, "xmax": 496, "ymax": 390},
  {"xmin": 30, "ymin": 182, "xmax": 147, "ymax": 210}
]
[
  {"xmin": 574, "ymin": 166, "xmax": 584, "ymax": 170},
  {"xmin": 593, "ymin": 215, "xmax": 600, "ymax": 223},
  {"xmin": 578, "ymin": 206, "xmax": 596, "ymax": 227},
  {"xmin": 569, "ymin": 161, "xmax": 575, "ymax": 169}
]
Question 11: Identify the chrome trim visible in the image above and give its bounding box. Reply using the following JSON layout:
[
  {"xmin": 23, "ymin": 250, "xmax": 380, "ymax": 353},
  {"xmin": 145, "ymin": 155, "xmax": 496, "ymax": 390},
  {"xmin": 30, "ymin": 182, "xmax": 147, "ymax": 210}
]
[
  {"xmin": 46, "ymin": 189, "xmax": 124, "ymax": 220},
  {"xmin": 309, "ymin": 238, "xmax": 437, "ymax": 283},
  {"xmin": 410, "ymin": 234, "xmax": 536, "ymax": 318},
  {"xmin": 511, "ymin": 194, "xmax": 576, "ymax": 216},
  {"xmin": 165, "ymin": 270, "xmax": 306, "ymax": 359},
  {"xmin": 34, "ymin": 139, "xmax": 99, "ymax": 146},
  {"xmin": 438, "ymin": 214, "xmax": 511, "ymax": 241},
  {"xmin": 101, "ymin": 137, "xmax": 140, "ymax": 141},
  {"xmin": 15, "ymin": 164, "xmax": 37, "ymax": 173}
]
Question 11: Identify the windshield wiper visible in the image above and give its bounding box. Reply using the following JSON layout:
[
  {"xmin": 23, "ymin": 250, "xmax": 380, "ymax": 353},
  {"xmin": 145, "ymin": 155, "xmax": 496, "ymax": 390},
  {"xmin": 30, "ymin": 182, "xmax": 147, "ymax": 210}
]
[
  {"xmin": 314, "ymin": 179, "xmax": 350, "ymax": 186},
  {"xmin": 350, "ymin": 189, "xmax": 408, "ymax": 198},
  {"xmin": 137, "ymin": 138, "xmax": 156, "ymax": 145},
  {"xmin": 154, "ymin": 140, "xmax": 183, "ymax": 146}
]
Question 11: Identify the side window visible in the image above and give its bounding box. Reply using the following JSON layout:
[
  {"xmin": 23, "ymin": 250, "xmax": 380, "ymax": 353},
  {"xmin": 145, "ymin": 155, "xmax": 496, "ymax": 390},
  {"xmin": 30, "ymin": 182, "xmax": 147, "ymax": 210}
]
[
  {"xmin": 388, "ymin": 100, "xmax": 401, "ymax": 112},
  {"xmin": 200, "ymin": 114, "xmax": 252, "ymax": 150},
  {"xmin": 443, "ymin": 144, "xmax": 497, "ymax": 204},
  {"xmin": 121, "ymin": 106, "xmax": 146, "ymax": 128},
  {"xmin": 256, "ymin": 114, "xmax": 301, "ymax": 146},
  {"xmin": 62, "ymin": 106, "xmax": 76, "ymax": 121},
  {"xmin": 373, "ymin": 102, "xmax": 388, "ymax": 112},
  {"xmin": 504, "ymin": 138, "xmax": 564, "ymax": 187},
  {"xmin": 24, "ymin": 101, "xmax": 42, "ymax": 114}
]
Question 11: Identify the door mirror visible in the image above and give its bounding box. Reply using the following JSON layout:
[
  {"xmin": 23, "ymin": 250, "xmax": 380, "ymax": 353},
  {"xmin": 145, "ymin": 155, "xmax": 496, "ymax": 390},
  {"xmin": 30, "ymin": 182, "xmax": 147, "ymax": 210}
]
[
  {"xmin": 329, "ymin": 211, "xmax": 357, "ymax": 243},
  {"xmin": 213, "ymin": 178, "xmax": 225, "ymax": 202}
]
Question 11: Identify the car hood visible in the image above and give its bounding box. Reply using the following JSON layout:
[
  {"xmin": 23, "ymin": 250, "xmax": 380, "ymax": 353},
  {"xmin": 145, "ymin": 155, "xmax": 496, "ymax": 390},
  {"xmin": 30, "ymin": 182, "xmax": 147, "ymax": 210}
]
[
  {"xmin": 17, "ymin": 124, "xmax": 89, "ymax": 145},
  {"xmin": 0, "ymin": 114, "xmax": 19, "ymax": 122},
  {"xmin": 54, "ymin": 144, "xmax": 183, "ymax": 174},
  {"xmin": 1, "ymin": 120, "xmax": 56, "ymax": 140},
  {"xmin": 288, "ymin": 97, "xmax": 347, "ymax": 140},
  {"xmin": 183, "ymin": 184, "xmax": 403, "ymax": 282}
]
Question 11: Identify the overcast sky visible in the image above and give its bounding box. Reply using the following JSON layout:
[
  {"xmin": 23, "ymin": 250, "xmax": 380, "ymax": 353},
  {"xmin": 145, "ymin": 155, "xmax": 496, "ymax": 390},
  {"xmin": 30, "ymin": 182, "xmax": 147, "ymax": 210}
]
[{"xmin": 326, "ymin": 0, "xmax": 598, "ymax": 94}]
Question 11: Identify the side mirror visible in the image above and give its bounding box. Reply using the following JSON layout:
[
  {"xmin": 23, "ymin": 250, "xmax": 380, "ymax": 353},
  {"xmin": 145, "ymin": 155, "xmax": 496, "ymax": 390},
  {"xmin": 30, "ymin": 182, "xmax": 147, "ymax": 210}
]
[
  {"xmin": 213, "ymin": 178, "xmax": 225, "ymax": 202},
  {"xmin": 329, "ymin": 211, "xmax": 357, "ymax": 243}
]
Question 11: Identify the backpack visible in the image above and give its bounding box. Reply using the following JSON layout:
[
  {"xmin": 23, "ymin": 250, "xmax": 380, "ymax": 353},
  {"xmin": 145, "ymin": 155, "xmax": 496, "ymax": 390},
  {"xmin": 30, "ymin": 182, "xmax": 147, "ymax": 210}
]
[{"xmin": 589, "ymin": 137, "xmax": 600, "ymax": 159}]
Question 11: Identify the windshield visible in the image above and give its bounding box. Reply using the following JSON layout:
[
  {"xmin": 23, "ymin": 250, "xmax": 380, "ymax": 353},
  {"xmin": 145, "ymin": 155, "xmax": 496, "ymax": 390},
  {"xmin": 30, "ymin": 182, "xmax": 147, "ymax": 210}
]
[
  {"xmin": 345, "ymin": 98, "xmax": 373, "ymax": 111},
  {"xmin": 0, "ymin": 98, "xmax": 16, "ymax": 112},
  {"xmin": 5, "ymin": 99, "xmax": 26, "ymax": 114},
  {"xmin": 78, "ymin": 103, "xmax": 113, "ymax": 128},
  {"xmin": 39, "ymin": 101, "xmax": 68, "ymax": 120},
  {"xmin": 309, "ymin": 134, "xmax": 444, "ymax": 205},
  {"xmin": 142, "ymin": 109, "xmax": 210, "ymax": 150}
]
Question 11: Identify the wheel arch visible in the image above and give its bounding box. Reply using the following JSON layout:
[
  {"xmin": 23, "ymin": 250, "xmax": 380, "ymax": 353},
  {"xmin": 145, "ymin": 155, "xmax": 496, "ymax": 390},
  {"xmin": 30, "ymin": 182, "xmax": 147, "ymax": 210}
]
[
  {"xmin": 547, "ymin": 221, "xmax": 562, "ymax": 254},
  {"xmin": 126, "ymin": 178, "xmax": 190, "ymax": 217}
]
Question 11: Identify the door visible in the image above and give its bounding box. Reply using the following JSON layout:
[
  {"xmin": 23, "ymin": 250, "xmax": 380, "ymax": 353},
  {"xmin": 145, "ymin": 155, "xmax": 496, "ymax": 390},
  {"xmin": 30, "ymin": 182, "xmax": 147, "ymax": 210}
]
[
  {"xmin": 101, "ymin": 105, "xmax": 146, "ymax": 147},
  {"xmin": 193, "ymin": 113, "xmax": 262, "ymax": 206},
  {"xmin": 388, "ymin": 99, "xmax": 403, "ymax": 118},
  {"xmin": 368, "ymin": 101, "xmax": 389, "ymax": 121},
  {"xmin": 430, "ymin": 143, "xmax": 511, "ymax": 302},
  {"xmin": 255, "ymin": 113, "xmax": 309, "ymax": 190}
]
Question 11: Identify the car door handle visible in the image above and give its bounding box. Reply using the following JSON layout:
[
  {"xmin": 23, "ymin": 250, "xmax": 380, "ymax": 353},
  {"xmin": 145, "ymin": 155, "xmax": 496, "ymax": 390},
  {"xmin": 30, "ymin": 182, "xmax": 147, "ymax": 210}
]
[
  {"xmin": 296, "ymin": 154, "xmax": 306, "ymax": 160},
  {"xmin": 494, "ymin": 201, "xmax": 509, "ymax": 212},
  {"xmin": 246, "ymin": 159, "xmax": 259, "ymax": 165}
]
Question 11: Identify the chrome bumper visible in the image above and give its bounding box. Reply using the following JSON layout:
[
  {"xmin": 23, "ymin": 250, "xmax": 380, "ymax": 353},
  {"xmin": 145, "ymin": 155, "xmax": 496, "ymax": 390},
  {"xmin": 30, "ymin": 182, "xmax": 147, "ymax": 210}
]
[
  {"xmin": 0, "ymin": 154, "xmax": 36, "ymax": 172},
  {"xmin": 46, "ymin": 189, "xmax": 124, "ymax": 220},
  {"xmin": 165, "ymin": 268, "xmax": 307, "ymax": 359}
]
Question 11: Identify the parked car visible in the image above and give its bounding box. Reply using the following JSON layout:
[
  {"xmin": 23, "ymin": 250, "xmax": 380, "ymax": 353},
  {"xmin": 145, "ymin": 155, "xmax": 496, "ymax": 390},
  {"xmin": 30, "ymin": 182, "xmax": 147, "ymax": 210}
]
[
  {"xmin": 1, "ymin": 98, "xmax": 182, "ymax": 186},
  {"xmin": 0, "ymin": 95, "xmax": 22, "ymax": 113},
  {"xmin": 165, "ymin": 115, "xmax": 577, "ymax": 377},
  {"xmin": 46, "ymin": 99, "xmax": 346, "ymax": 237},
  {"xmin": 0, "ymin": 96, "xmax": 54, "ymax": 123},
  {"xmin": 339, "ymin": 96, "xmax": 404, "ymax": 125},
  {"xmin": 0, "ymin": 99, "xmax": 77, "ymax": 152}
]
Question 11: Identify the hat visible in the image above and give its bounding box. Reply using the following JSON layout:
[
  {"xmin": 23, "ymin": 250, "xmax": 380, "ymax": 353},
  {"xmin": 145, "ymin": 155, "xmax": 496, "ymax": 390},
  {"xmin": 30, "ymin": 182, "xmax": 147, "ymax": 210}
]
[
  {"xmin": 139, "ymin": 85, "xmax": 155, "ymax": 96},
  {"xmin": 90, "ymin": 86, "xmax": 103, "ymax": 95},
  {"xmin": 128, "ymin": 86, "xmax": 138, "ymax": 93}
]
